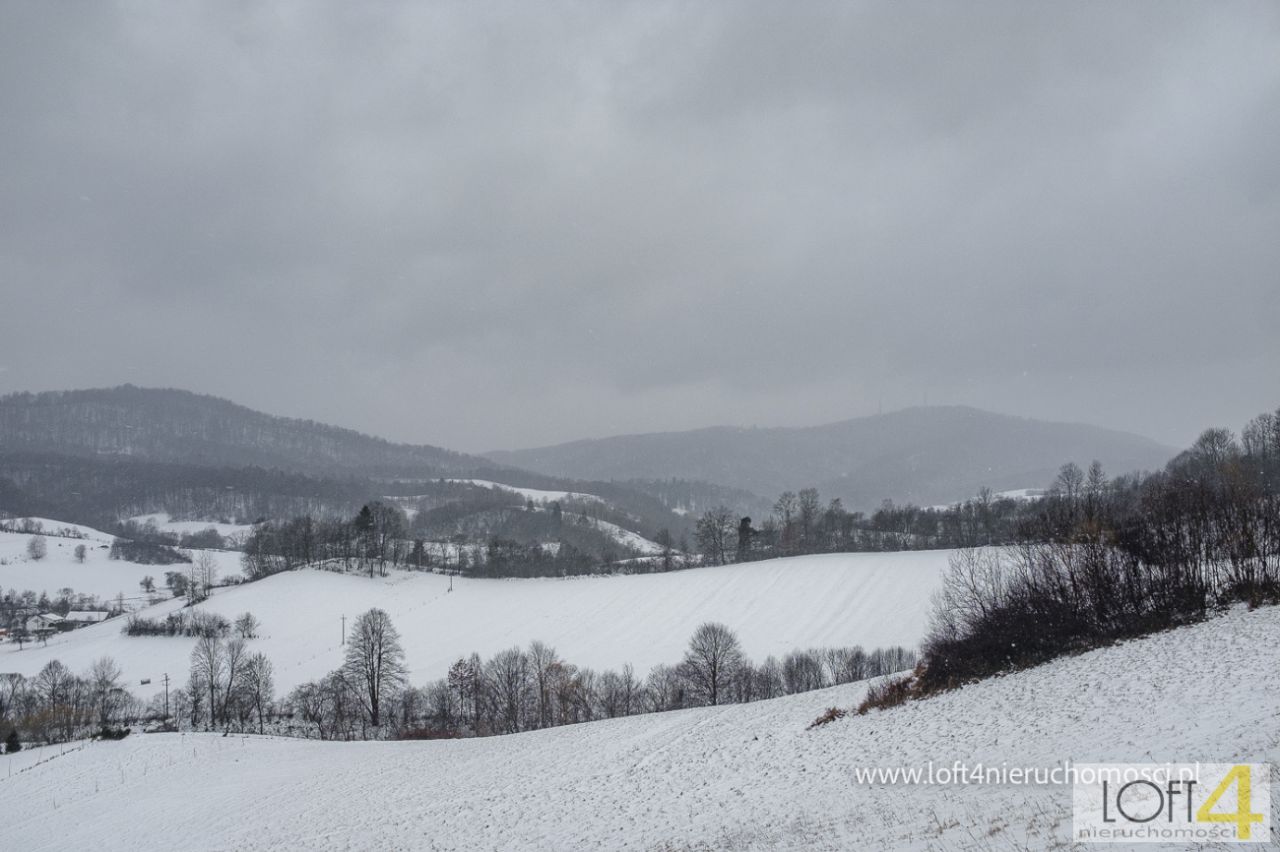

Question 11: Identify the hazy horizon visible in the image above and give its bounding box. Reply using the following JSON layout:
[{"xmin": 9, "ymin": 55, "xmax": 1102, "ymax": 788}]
[
  {"xmin": 2, "ymin": 383, "xmax": 1186, "ymax": 457},
  {"xmin": 2, "ymin": 2, "xmax": 1277, "ymax": 452}
]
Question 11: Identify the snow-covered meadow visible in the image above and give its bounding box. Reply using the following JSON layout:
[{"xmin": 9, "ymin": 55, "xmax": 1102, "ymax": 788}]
[
  {"xmin": 126, "ymin": 512, "xmax": 255, "ymax": 541},
  {"xmin": 0, "ymin": 519, "xmax": 243, "ymax": 603},
  {"xmin": 0, "ymin": 550, "xmax": 949, "ymax": 696},
  {"xmin": 3, "ymin": 603, "xmax": 1275, "ymax": 850}
]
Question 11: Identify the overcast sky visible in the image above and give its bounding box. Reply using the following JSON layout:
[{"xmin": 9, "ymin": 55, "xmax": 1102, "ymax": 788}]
[{"xmin": 1, "ymin": 2, "xmax": 1277, "ymax": 452}]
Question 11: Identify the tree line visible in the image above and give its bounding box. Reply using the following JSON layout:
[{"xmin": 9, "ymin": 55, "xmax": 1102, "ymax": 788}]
[
  {"xmin": 696, "ymin": 406, "xmax": 1280, "ymax": 568},
  {"xmin": 3, "ymin": 608, "xmax": 911, "ymax": 749},
  {"xmin": 280, "ymin": 613, "xmax": 914, "ymax": 741},
  {"xmin": 241, "ymin": 500, "xmax": 666, "ymax": 581},
  {"xmin": 694, "ymin": 486, "xmax": 1032, "ymax": 564},
  {"xmin": 857, "ymin": 408, "xmax": 1280, "ymax": 710},
  {"xmin": 0, "ymin": 657, "xmax": 138, "ymax": 747}
]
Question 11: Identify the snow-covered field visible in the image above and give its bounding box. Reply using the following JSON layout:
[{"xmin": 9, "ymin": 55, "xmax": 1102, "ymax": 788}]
[
  {"xmin": 0, "ymin": 517, "xmax": 245, "ymax": 604},
  {"xmin": 127, "ymin": 512, "xmax": 255, "ymax": 540},
  {"xmin": 3, "ymin": 604, "xmax": 1275, "ymax": 851},
  {"xmin": 0, "ymin": 551, "xmax": 949, "ymax": 695},
  {"xmin": 0, "ymin": 531, "xmax": 139, "ymax": 602},
  {"xmin": 446, "ymin": 478, "xmax": 605, "ymax": 504},
  {"xmin": 0, "ymin": 517, "xmax": 116, "ymax": 542},
  {"xmin": 0, "ymin": 522, "xmax": 234, "ymax": 603}
]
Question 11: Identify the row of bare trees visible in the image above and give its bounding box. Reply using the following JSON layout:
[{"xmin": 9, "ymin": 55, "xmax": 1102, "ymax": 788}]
[
  {"xmin": 185, "ymin": 635, "xmax": 276, "ymax": 733},
  {"xmin": 1, "ymin": 657, "xmax": 137, "ymax": 747},
  {"xmin": 5, "ymin": 613, "xmax": 916, "ymax": 747},
  {"xmin": 283, "ymin": 617, "xmax": 914, "ymax": 741},
  {"xmin": 695, "ymin": 485, "xmax": 1034, "ymax": 564}
]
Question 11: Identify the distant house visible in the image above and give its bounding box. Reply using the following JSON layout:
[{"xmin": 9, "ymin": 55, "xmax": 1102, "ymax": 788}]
[
  {"xmin": 23, "ymin": 610, "xmax": 109, "ymax": 636},
  {"xmin": 63, "ymin": 610, "xmax": 110, "ymax": 628},
  {"xmin": 26, "ymin": 613, "xmax": 63, "ymax": 635}
]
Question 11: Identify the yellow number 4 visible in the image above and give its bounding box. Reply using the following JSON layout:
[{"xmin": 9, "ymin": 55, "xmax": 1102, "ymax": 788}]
[{"xmin": 1197, "ymin": 765, "xmax": 1265, "ymax": 840}]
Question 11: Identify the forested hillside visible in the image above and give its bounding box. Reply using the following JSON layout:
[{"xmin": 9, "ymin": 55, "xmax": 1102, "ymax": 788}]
[
  {"xmin": 0, "ymin": 386, "xmax": 498, "ymax": 479},
  {"xmin": 489, "ymin": 406, "xmax": 1176, "ymax": 510},
  {"xmin": 0, "ymin": 388, "xmax": 695, "ymax": 552}
]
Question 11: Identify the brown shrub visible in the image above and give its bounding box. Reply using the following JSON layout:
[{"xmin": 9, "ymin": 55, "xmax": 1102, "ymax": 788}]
[
  {"xmin": 806, "ymin": 706, "xmax": 848, "ymax": 729},
  {"xmin": 855, "ymin": 674, "xmax": 916, "ymax": 715}
]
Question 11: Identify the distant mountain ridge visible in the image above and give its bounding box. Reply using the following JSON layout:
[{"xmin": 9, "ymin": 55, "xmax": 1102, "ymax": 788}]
[
  {"xmin": 0, "ymin": 387, "xmax": 696, "ymax": 545},
  {"xmin": 0, "ymin": 386, "xmax": 501, "ymax": 480},
  {"xmin": 487, "ymin": 406, "xmax": 1178, "ymax": 510}
]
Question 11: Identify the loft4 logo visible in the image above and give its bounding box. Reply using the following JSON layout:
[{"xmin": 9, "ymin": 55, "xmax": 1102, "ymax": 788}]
[
  {"xmin": 1073, "ymin": 763, "xmax": 1272, "ymax": 844},
  {"xmin": 1100, "ymin": 766, "xmax": 1264, "ymax": 837},
  {"xmin": 1193, "ymin": 765, "xmax": 1266, "ymax": 839}
]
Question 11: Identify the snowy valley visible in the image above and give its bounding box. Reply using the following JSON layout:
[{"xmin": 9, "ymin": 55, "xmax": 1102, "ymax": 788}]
[{"xmin": 2, "ymin": 603, "xmax": 1276, "ymax": 850}]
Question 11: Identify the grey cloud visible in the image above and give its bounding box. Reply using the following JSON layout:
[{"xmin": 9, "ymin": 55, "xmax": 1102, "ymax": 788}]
[{"xmin": 1, "ymin": 1, "xmax": 1277, "ymax": 451}]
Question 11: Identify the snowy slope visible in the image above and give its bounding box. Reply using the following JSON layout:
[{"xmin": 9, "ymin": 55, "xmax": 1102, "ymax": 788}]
[
  {"xmin": 569, "ymin": 513, "xmax": 666, "ymax": 555},
  {"xmin": 0, "ymin": 538, "xmax": 243, "ymax": 605},
  {"xmin": 0, "ymin": 519, "xmax": 234, "ymax": 603},
  {"xmin": 0, "ymin": 529, "xmax": 141, "ymax": 602},
  {"xmin": 447, "ymin": 478, "xmax": 604, "ymax": 504},
  {"xmin": 2, "ymin": 604, "xmax": 1275, "ymax": 851},
  {"xmin": 127, "ymin": 512, "xmax": 255, "ymax": 540},
  {"xmin": 0, "ymin": 551, "xmax": 948, "ymax": 695},
  {"xmin": 0, "ymin": 517, "xmax": 245, "ymax": 604},
  {"xmin": 0, "ymin": 517, "xmax": 116, "ymax": 543}
]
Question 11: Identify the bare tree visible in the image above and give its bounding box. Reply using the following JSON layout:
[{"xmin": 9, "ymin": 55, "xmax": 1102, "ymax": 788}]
[
  {"xmin": 195, "ymin": 552, "xmax": 218, "ymax": 597},
  {"xmin": 753, "ymin": 656, "xmax": 785, "ymax": 699},
  {"xmin": 484, "ymin": 647, "xmax": 531, "ymax": 734},
  {"xmin": 527, "ymin": 640, "xmax": 559, "ymax": 729},
  {"xmin": 234, "ymin": 612, "xmax": 260, "ymax": 639},
  {"xmin": 26, "ymin": 535, "xmax": 47, "ymax": 561},
  {"xmin": 695, "ymin": 506, "xmax": 736, "ymax": 565},
  {"xmin": 680, "ymin": 622, "xmax": 744, "ymax": 706},
  {"xmin": 184, "ymin": 551, "xmax": 218, "ymax": 603},
  {"xmin": 237, "ymin": 652, "xmax": 274, "ymax": 734},
  {"xmin": 1053, "ymin": 462, "xmax": 1085, "ymax": 501},
  {"xmin": 89, "ymin": 656, "xmax": 123, "ymax": 727},
  {"xmin": 219, "ymin": 638, "xmax": 250, "ymax": 726},
  {"xmin": 797, "ymin": 488, "xmax": 822, "ymax": 547},
  {"xmin": 342, "ymin": 608, "xmax": 407, "ymax": 727},
  {"xmin": 190, "ymin": 635, "xmax": 225, "ymax": 729},
  {"xmin": 73, "ymin": 544, "xmax": 87, "ymax": 563},
  {"xmin": 782, "ymin": 649, "xmax": 826, "ymax": 694}
]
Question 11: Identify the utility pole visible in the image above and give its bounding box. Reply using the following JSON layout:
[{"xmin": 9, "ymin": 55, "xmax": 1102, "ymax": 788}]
[
  {"xmin": 341, "ymin": 614, "xmax": 346, "ymax": 646},
  {"xmin": 163, "ymin": 673, "xmax": 170, "ymax": 720}
]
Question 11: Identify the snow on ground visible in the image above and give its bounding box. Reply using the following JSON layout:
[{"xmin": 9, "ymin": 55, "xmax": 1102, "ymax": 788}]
[
  {"xmin": 126, "ymin": 512, "xmax": 255, "ymax": 541},
  {"xmin": 446, "ymin": 478, "xmax": 605, "ymax": 504},
  {"xmin": 0, "ymin": 526, "xmax": 244, "ymax": 605},
  {"xmin": 570, "ymin": 513, "xmax": 666, "ymax": 555},
  {"xmin": 929, "ymin": 488, "xmax": 1049, "ymax": 510},
  {"xmin": 0, "ymin": 530, "xmax": 142, "ymax": 602},
  {"xmin": 381, "ymin": 495, "xmax": 426, "ymax": 520},
  {"xmin": 3, "ymin": 604, "xmax": 1275, "ymax": 851},
  {"xmin": 0, "ymin": 551, "xmax": 949, "ymax": 697},
  {"xmin": 0, "ymin": 517, "xmax": 116, "ymax": 543},
  {"xmin": 993, "ymin": 488, "xmax": 1048, "ymax": 501}
]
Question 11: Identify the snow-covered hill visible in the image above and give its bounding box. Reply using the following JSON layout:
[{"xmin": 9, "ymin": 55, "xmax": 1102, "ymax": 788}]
[
  {"xmin": 3, "ymin": 604, "xmax": 1275, "ymax": 851},
  {"xmin": 568, "ymin": 513, "xmax": 666, "ymax": 555},
  {"xmin": 0, "ymin": 551, "xmax": 949, "ymax": 694},
  {"xmin": 0, "ymin": 519, "xmax": 241, "ymax": 603},
  {"xmin": 445, "ymin": 478, "xmax": 605, "ymax": 505}
]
